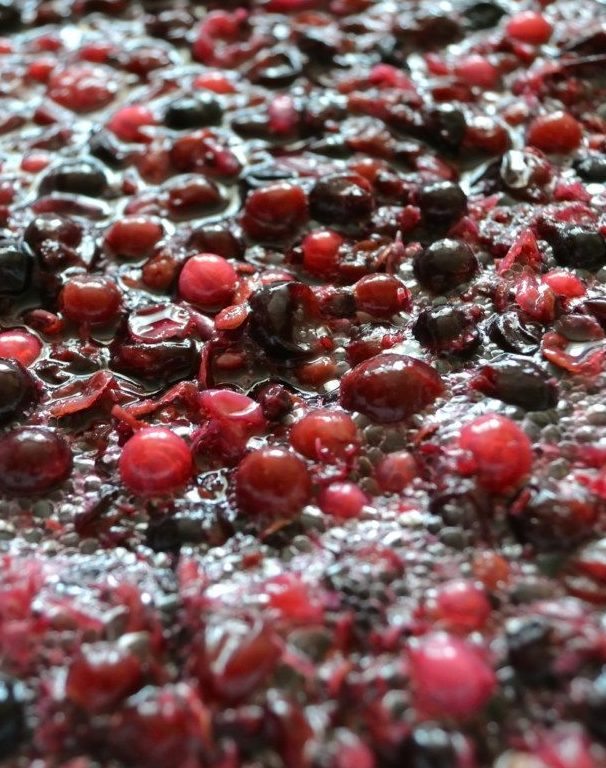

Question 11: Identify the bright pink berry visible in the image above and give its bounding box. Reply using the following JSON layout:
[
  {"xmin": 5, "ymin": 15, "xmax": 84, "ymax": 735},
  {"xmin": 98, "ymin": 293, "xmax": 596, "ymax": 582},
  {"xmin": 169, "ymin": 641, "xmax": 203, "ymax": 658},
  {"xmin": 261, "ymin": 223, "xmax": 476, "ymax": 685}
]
[
  {"xmin": 457, "ymin": 414, "xmax": 532, "ymax": 493},
  {"xmin": 105, "ymin": 217, "xmax": 164, "ymax": 260},
  {"xmin": 409, "ymin": 632, "xmax": 496, "ymax": 719},
  {"xmin": 301, "ymin": 229, "xmax": 343, "ymax": 277},
  {"xmin": 318, "ymin": 481, "xmax": 367, "ymax": 519},
  {"xmin": 290, "ymin": 409, "xmax": 360, "ymax": 463},
  {"xmin": 505, "ymin": 11, "xmax": 553, "ymax": 45},
  {"xmin": 429, "ymin": 579, "xmax": 492, "ymax": 632},
  {"xmin": 527, "ymin": 112, "xmax": 583, "ymax": 154},
  {"xmin": 375, "ymin": 451, "xmax": 417, "ymax": 493},
  {"xmin": 0, "ymin": 426, "xmax": 72, "ymax": 495},
  {"xmin": 119, "ymin": 427, "xmax": 193, "ymax": 496},
  {"xmin": 61, "ymin": 275, "xmax": 122, "ymax": 326},
  {"xmin": 108, "ymin": 105, "xmax": 156, "ymax": 143},
  {"xmin": 354, "ymin": 274, "xmax": 411, "ymax": 317},
  {"xmin": 178, "ymin": 253, "xmax": 238, "ymax": 310},
  {"xmin": 235, "ymin": 447, "xmax": 311, "ymax": 518},
  {"xmin": 542, "ymin": 269, "xmax": 586, "ymax": 298},
  {"xmin": 0, "ymin": 329, "xmax": 42, "ymax": 366}
]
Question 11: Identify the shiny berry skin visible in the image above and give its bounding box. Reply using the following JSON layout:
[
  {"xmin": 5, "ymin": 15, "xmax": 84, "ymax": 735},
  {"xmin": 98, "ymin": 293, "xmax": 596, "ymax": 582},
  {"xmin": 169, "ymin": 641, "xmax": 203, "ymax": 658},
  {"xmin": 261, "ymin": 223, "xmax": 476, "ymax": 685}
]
[
  {"xmin": 301, "ymin": 229, "xmax": 343, "ymax": 277},
  {"xmin": 318, "ymin": 481, "xmax": 367, "ymax": 519},
  {"xmin": 61, "ymin": 275, "xmax": 122, "ymax": 326},
  {"xmin": 108, "ymin": 105, "xmax": 156, "ymax": 143},
  {"xmin": 164, "ymin": 94, "xmax": 222, "ymax": 129},
  {"xmin": 375, "ymin": 451, "xmax": 417, "ymax": 493},
  {"xmin": 105, "ymin": 217, "xmax": 164, "ymax": 260},
  {"xmin": 505, "ymin": 11, "xmax": 552, "ymax": 45},
  {"xmin": 527, "ymin": 112, "xmax": 583, "ymax": 154},
  {"xmin": 235, "ymin": 447, "xmax": 311, "ymax": 518},
  {"xmin": 48, "ymin": 65, "xmax": 117, "ymax": 112},
  {"xmin": 409, "ymin": 632, "xmax": 496, "ymax": 719},
  {"xmin": 178, "ymin": 253, "xmax": 237, "ymax": 310},
  {"xmin": 0, "ymin": 329, "xmax": 42, "ymax": 366},
  {"xmin": 119, "ymin": 427, "xmax": 193, "ymax": 496},
  {"xmin": 309, "ymin": 173, "xmax": 374, "ymax": 230},
  {"xmin": 413, "ymin": 239, "xmax": 479, "ymax": 293},
  {"xmin": 290, "ymin": 408, "xmax": 360, "ymax": 463},
  {"xmin": 0, "ymin": 426, "xmax": 72, "ymax": 495},
  {"xmin": 457, "ymin": 414, "xmax": 532, "ymax": 493},
  {"xmin": 0, "ymin": 359, "xmax": 36, "ymax": 424},
  {"xmin": 66, "ymin": 642, "xmax": 143, "ymax": 714},
  {"xmin": 419, "ymin": 182, "xmax": 468, "ymax": 229},
  {"xmin": 242, "ymin": 183, "xmax": 308, "ymax": 242},
  {"xmin": 0, "ymin": 240, "xmax": 32, "ymax": 295},
  {"xmin": 340, "ymin": 353, "xmax": 444, "ymax": 424},
  {"xmin": 429, "ymin": 579, "xmax": 491, "ymax": 632},
  {"xmin": 354, "ymin": 275, "xmax": 411, "ymax": 317}
]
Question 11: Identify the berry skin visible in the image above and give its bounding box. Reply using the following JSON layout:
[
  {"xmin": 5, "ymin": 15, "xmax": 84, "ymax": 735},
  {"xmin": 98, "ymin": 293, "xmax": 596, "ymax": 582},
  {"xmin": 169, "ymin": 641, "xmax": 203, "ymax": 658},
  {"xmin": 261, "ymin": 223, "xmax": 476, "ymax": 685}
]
[
  {"xmin": 242, "ymin": 183, "xmax": 308, "ymax": 242},
  {"xmin": 290, "ymin": 409, "xmax": 360, "ymax": 463},
  {"xmin": 409, "ymin": 632, "xmax": 496, "ymax": 719},
  {"xmin": 375, "ymin": 451, "xmax": 417, "ymax": 493},
  {"xmin": 0, "ymin": 359, "xmax": 37, "ymax": 424},
  {"xmin": 457, "ymin": 414, "xmax": 532, "ymax": 493},
  {"xmin": 0, "ymin": 240, "xmax": 32, "ymax": 295},
  {"xmin": 119, "ymin": 427, "xmax": 193, "ymax": 496},
  {"xmin": 340, "ymin": 353, "xmax": 444, "ymax": 423},
  {"xmin": 0, "ymin": 329, "xmax": 42, "ymax": 366},
  {"xmin": 105, "ymin": 217, "xmax": 164, "ymax": 260},
  {"xmin": 413, "ymin": 239, "xmax": 479, "ymax": 293},
  {"xmin": 235, "ymin": 447, "xmax": 311, "ymax": 519},
  {"xmin": 505, "ymin": 11, "xmax": 552, "ymax": 45},
  {"xmin": 0, "ymin": 426, "xmax": 72, "ymax": 495},
  {"xmin": 61, "ymin": 275, "xmax": 122, "ymax": 326},
  {"xmin": 301, "ymin": 229, "xmax": 343, "ymax": 277},
  {"xmin": 429, "ymin": 579, "xmax": 492, "ymax": 632},
  {"xmin": 178, "ymin": 253, "xmax": 238, "ymax": 310},
  {"xmin": 527, "ymin": 112, "xmax": 583, "ymax": 154},
  {"xmin": 354, "ymin": 274, "xmax": 411, "ymax": 317},
  {"xmin": 318, "ymin": 482, "xmax": 367, "ymax": 519},
  {"xmin": 108, "ymin": 105, "xmax": 156, "ymax": 143}
]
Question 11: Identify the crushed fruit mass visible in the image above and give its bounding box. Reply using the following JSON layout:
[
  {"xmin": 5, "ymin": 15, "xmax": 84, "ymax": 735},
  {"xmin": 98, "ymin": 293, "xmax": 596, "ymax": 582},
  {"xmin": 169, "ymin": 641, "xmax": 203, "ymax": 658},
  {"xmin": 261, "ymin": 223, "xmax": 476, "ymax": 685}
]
[{"xmin": 0, "ymin": 0, "xmax": 605, "ymax": 766}]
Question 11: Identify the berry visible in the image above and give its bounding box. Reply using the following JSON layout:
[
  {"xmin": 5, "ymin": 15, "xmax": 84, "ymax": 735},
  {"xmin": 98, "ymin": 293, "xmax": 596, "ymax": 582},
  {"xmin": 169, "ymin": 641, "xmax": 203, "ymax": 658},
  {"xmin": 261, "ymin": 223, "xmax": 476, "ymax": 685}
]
[
  {"xmin": 105, "ymin": 217, "xmax": 163, "ymax": 260},
  {"xmin": 429, "ymin": 579, "xmax": 491, "ymax": 632},
  {"xmin": 409, "ymin": 632, "xmax": 496, "ymax": 719},
  {"xmin": 39, "ymin": 159, "xmax": 108, "ymax": 198},
  {"xmin": 340, "ymin": 353, "xmax": 444, "ymax": 423},
  {"xmin": 309, "ymin": 173, "xmax": 374, "ymax": 230},
  {"xmin": 23, "ymin": 214, "xmax": 82, "ymax": 270},
  {"xmin": 454, "ymin": 55, "xmax": 499, "ymax": 89},
  {"xmin": 413, "ymin": 306, "xmax": 480, "ymax": 356},
  {"xmin": 178, "ymin": 253, "xmax": 237, "ymax": 310},
  {"xmin": 61, "ymin": 275, "xmax": 122, "ymax": 325},
  {"xmin": 0, "ymin": 359, "xmax": 36, "ymax": 424},
  {"xmin": 48, "ymin": 65, "xmax": 117, "ymax": 112},
  {"xmin": 505, "ymin": 11, "xmax": 552, "ymax": 45},
  {"xmin": 235, "ymin": 447, "xmax": 311, "ymax": 518},
  {"xmin": 301, "ymin": 229, "xmax": 343, "ymax": 277},
  {"xmin": 542, "ymin": 224, "xmax": 606, "ymax": 270},
  {"xmin": 242, "ymin": 183, "xmax": 308, "ymax": 242},
  {"xmin": 318, "ymin": 481, "xmax": 367, "ymax": 519},
  {"xmin": 0, "ymin": 426, "xmax": 72, "ymax": 495},
  {"xmin": 463, "ymin": 2, "xmax": 505, "ymax": 31},
  {"xmin": 290, "ymin": 409, "xmax": 360, "ymax": 463},
  {"xmin": 0, "ymin": 329, "xmax": 42, "ymax": 366},
  {"xmin": 0, "ymin": 240, "xmax": 32, "ymax": 295},
  {"xmin": 375, "ymin": 451, "xmax": 417, "ymax": 493},
  {"xmin": 413, "ymin": 239, "xmax": 479, "ymax": 293},
  {"xmin": 418, "ymin": 181, "xmax": 468, "ymax": 229},
  {"xmin": 457, "ymin": 414, "xmax": 532, "ymax": 493},
  {"xmin": 164, "ymin": 94, "xmax": 222, "ymax": 129},
  {"xmin": 108, "ymin": 105, "xmax": 156, "ymax": 143},
  {"xmin": 119, "ymin": 427, "xmax": 193, "ymax": 496},
  {"xmin": 354, "ymin": 274, "xmax": 411, "ymax": 317},
  {"xmin": 527, "ymin": 112, "xmax": 583, "ymax": 154},
  {"xmin": 471, "ymin": 358, "xmax": 558, "ymax": 411}
]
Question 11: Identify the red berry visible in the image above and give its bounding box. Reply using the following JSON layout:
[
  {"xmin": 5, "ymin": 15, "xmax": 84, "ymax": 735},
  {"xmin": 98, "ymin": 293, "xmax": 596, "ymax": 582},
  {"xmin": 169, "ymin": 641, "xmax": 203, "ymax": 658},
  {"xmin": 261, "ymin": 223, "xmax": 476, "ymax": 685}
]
[
  {"xmin": 340, "ymin": 353, "xmax": 444, "ymax": 423},
  {"xmin": 66, "ymin": 642, "xmax": 143, "ymax": 714},
  {"xmin": 542, "ymin": 269, "xmax": 585, "ymax": 298},
  {"xmin": 108, "ymin": 105, "xmax": 156, "ymax": 143},
  {"xmin": 61, "ymin": 275, "xmax": 122, "ymax": 326},
  {"xmin": 265, "ymin": 573, "xmax": 323, "ymax": 622},
  {"xmin": 375, "ymin": 451, "xmax": 417, "ymax": 493},
  {"xmin": 235, "ymin": 447, "xmax": 311, "ymax": 518},
  {"xmin": 119, "ymin": 427, "xmax": 193, "ymax": 496},
  {"xmin": 301, "ymin": 229, "xmax": 343, "ymax": 277},
  {"xmin": 242, "ymin": 183, "xmax": 308, "ymax": 242},
  {"xmin": 178, "ymin": 253, "xmax": 237, "ymax": 310},
  {"xmin": 429, "ymin": 579, "xmax": 492, "ymax": 632},
  {"xmin": 454, "ymin": 55, "xmax": 499, "ymax": 89},
  {"xmin": 0, "ymin": 329, "xmax": 42, "ymax": 366},
  {"xmin": 290, "ymin": 409, "xmax": 359, "ymax": 463},
  {"xmin": 105, "ymin": 217, "xmax": 164, "ymax": 260},
  {"xmin": 457, "ymin": 414, "xmax": 532, "ymax": 493},
  {"xmin": 0, "ymin": 426, "xmax": 72, "ymax": 495},
  {"xmin": 527, "ymin": 112, "xmax": 583, "ymax": 154},
  {"xmin": 318, "ymin": 481, "xmax": 367, "ymax": 519},
  {"xmin": 48, "ymin": 65, "xmax": 117, "ymax": 112},
  {"xmin": 409, "ymin": 632, "xmax": 496, "ymax": 719},
  {"xmin": 354, "ymin": 274, "xmax": 411, "ymax": 317},
  {"xmin": 505, "ymin": 11, "xmax": 552, "ymax": 45}
]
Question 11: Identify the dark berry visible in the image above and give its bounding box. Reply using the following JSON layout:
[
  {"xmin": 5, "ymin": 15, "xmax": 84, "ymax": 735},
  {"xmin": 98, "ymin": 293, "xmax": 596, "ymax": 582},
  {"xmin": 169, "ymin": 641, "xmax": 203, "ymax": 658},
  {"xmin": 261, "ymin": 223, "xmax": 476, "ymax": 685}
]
[
  {"xmin": 0, "ymin": 239, "xmax": 32, "ymax": 295},
  {"xmin": 0, "ymin": 359, "xmax": 36, "ymax": 424},
  {"xmin": 188, "ymin": 223, "xmax": 244, "ymax": 260},
  {"xmin": 423, "ymin": 105, "xmax": 466, "ymax": 151},
  {"xmin": 38, "ymin": 159, "xmax": 108, "ymax": 198},
  {"xmin": 119, "ymin": 427, "xmax": 193, "ymax": 496},
  {"xmin": 413, "ymin": 306, "xmax": 480, "ymax": 355},
  {"xmin": 340, "ymin": 353, "xmax": 444, "ymax": 423},
  {"xmin": 164, "ymin": 94, "xmax": 223, "ymax": 130},
  {"xmin": 418, "ymin": 182, "xmax": 467, "ymax": 229},
  {"xmin": 397, "ymin": 725, "xmax": 458, "ymax": 768},
  {"xmin": 463, "ymin": 2, "xmax": 505, "ymax": 30},
  {"xmin": 309, "ymin": 173, "xmax": 375, "ymax": 231},
  {"xmin": 413, "ymin": 239, "xmax": 479, "ymax": 293},
  {"xmin": 0, "ymin": 426, "xmax": 72, "ymax": 495},
  {"xmin": 0, "ymin": 678, "xmax": 25, "ymax": 760},
  {"xmin": 506, "ymin": 617, "xmax": 553, "ymax": 685},
  {"xmin": 506, "ymin": 11, "xmax": 552, "ymax": 45},
  {"xmin": 543, "ymin": 223, "xmax": 606, "ymax": 270},
  {"xmin": 487, "ymin": 311, "xmax": 541, "ymax": 355},
  {"xmin": 24, "ymin": 214, "xmax": 83, "ymax": 270},
  {"xmin": 574, "ymin": 153, "xmax": 606, "ymax": 183},
  {"xmin": 471, "ymin": 357, "xmax": 558, "ymax": 410},
  {"xmin": 0, "ymin": 1, "xmax": 20, "ymax": 31},
  {"xmin": 246, "ymin": 47, "xmax": 303, "ymax": 87}
]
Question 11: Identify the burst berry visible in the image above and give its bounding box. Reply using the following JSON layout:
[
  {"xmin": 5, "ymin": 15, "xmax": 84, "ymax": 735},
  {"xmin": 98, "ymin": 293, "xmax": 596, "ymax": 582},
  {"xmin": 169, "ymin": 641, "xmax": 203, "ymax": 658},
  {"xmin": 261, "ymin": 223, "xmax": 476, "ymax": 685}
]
[
  {"xmin": 61, "ymin": 275, "xmax": 122, "ymax": 326},
  {"xmin": 119, "ymin": 427, "xmax": 193, "ymax": 496},
  {"xmin": 0, "ymin": 426, "xmax": 72, "ymax": 495},
  {"xmin": 318, "ymin": 481, "xmax": 367, "ymax": 519},
  {"xmin": 178, "ymin": 253, "xmax": 238, "ymax": 310},
  {"xmin": 0, "ymin": 329, "xmax": 42, "ymax": 366},
  {"xmin": 290, "ymin": 409, "xmax": 360, "ymax": 463},
  {"xmin": 527, "ymin": 112, "xmax": 583, "ymax": 155},
  {"xmin": 340, "ymin": 353, "xmax": 444, "ymax": 423},
  {"xmin": 409, "ymin": 632, "xmax": 496, "ymax": 719},
  {"xmin": 505, "ymin": 11, "xmax": 552, "ymax": 45},
  {"xmin": 457, "ymin": 414, "xmax": 532, "ymax": 493},
  {"xmin": 235, "ymin": 447, "xmax": 311, "ymax": 518}
]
